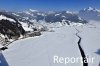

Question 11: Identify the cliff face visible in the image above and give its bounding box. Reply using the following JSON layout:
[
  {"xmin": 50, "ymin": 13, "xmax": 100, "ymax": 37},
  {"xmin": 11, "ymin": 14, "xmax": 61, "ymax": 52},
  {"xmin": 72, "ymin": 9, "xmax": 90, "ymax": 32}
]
[{"xmin": 0, "ymin": 12, "xmax": 25, "ymax": 39}]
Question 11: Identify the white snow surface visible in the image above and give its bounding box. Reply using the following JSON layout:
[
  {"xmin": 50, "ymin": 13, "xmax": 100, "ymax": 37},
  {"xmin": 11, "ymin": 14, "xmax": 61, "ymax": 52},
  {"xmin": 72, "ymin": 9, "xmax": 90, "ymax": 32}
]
[
  {"xmin": 2, "ymin": 26, "xmax": 82, "ymax": 66},
  {"xmin": 0, "ymin": 15, "xmax": 16, "ymax": 22},
  {"xmin": 75, "ymin": 21, "xmax": 100, "ymax": 66},
  {"xmin": 1, "ymin": 21, "xmax": 100, "ymax": 66},
  {"xmin": 20, "ymin": 22, "xmax": 33, "ymax": 31}
]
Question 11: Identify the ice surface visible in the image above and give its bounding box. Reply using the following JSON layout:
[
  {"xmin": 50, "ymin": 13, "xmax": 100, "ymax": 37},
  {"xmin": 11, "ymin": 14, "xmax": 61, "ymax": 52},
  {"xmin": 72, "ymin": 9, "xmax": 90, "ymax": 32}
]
[{"xmin": 1, "ymin": 21, "xmax": 100, "ymax": 66}]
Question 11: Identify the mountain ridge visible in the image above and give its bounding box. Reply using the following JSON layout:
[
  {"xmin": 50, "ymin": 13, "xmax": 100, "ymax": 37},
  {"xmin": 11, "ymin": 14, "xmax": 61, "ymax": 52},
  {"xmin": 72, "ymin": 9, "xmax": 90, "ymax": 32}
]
[{"xmin": 79, "ymin": 7, "xmax": 100, "ymax": 21}]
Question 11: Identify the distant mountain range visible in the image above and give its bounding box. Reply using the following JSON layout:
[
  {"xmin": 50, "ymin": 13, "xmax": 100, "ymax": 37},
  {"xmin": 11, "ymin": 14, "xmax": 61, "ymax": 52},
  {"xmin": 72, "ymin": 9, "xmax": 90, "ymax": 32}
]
[
  {"xmin": 0, "ymin": 9, "xmax": 87, "ymax": 24},
  {"xmin": 1, "ymin": 7, "xmax": 100, "ymax": 47},
  {"xmin": 79, "ymin": 7, "xmax": 100, "ymax": 21},
  {"xmin": 2, "ymin": 7, "xmax": 100, "ymax": 41},
  {"xmin": 1, "ymin": 7, "xmax": 100, "ymax": 33}
]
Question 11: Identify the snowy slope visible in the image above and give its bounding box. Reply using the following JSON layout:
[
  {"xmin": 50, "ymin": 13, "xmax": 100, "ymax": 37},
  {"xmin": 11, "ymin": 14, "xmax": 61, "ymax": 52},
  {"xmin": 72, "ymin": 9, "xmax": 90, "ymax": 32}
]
[
  {"xmin": 1, "ymin": 22, "xmax": 100, "ymax": 66},
  {"xmin": 2, "ymin": 26, "xmax": 82, "ymax": 66},
  {"xmin": 0, "ymin": 15, "xmax": 16, "ymax": 22},
  {"xmin": 20, "ymin": 22, "xmax": 34, "ymax": 31},
  {"xmin": 75, "ymin": 21, "xmax": 100, "ymax": 66}
]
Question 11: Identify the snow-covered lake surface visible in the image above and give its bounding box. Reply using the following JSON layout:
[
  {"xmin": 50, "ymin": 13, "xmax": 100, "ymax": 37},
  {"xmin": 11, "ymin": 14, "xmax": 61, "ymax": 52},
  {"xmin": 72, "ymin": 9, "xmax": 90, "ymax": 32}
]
[
  {"xmin": 1, "ymin": 22, "xmax": 100, "ymax": 66},
  {"xmin": 75, "ymin": 22, "xmax": 100, "ymax": 66}
]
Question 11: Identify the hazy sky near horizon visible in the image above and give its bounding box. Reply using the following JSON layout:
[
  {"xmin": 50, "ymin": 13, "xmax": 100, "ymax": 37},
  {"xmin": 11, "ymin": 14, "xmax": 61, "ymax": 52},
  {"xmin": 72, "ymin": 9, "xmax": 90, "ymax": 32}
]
[{"xmin": 0, "ymin": 0, "xmax": 100, "ymax": 12}]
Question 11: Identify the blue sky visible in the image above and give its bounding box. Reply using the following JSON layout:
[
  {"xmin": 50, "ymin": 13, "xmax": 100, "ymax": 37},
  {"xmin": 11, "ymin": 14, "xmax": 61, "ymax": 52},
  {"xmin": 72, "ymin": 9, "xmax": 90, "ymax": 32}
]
[{"xmin": 0, "ymin": 0, "xmax": 100, "ymax": 12}]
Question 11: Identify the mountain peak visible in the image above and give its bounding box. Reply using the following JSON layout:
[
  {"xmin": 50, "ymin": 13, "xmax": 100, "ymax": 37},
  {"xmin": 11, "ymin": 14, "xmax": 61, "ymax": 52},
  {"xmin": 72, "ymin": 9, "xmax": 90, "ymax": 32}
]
[
  {"xmin": 0, "ymin": 15, "xmax": 16, "ymax": 22},
  {"xmin": 84, "ymin": 7, "xmax": 100, "ymax": 12},
  {"xmin": 66, "ymin": 11, "xmax": 73, "ymax": 14},
  {"xmin": 29, "ymin": 9, "xmax": 38, "ymax": 12},
  {"xmin": 84, "ymin": 7, "xmax": 95, "ymax": 11},
  {"xmin": 82, "ymin": 7, "xmax": 100, "ymax": 13},
  {"xmin": 87, "ymin": 7, "xmax": 94, "ymax": 10},
  {"xmin": 79, "ymin": 7, "xmax": 100, "ymax": 21}
]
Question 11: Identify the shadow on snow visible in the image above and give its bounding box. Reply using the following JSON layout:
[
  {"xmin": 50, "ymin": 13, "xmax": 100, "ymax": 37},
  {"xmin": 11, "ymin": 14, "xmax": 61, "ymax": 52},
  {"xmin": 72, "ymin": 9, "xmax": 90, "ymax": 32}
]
[
  {"xmin": 95, "ymin": 49, "xmax": 100, "ymax": 55},
  {"xmin": 0, "ymin": 52, "xmax": 9, "ymax": 66}
]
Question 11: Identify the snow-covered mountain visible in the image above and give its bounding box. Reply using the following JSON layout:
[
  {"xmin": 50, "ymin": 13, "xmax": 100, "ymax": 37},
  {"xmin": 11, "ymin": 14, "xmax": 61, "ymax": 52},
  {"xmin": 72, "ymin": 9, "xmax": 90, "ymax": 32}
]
[
  {"xmin": 0, "ymin": 9, "xmax": 88, "ymax": 33},
  {"xmin": 0, "ymin": 9, "xmax": 100, "ymax": 66},
  {"xmin": 0, "ymin": 12, "xmax": 25, "ymax": 45},
  {"xmin": 79, "ymin": 7, "xmax": 100, "ymax": 21},
  {"xmin": 3, "ymin": 9, "xmax": 87, "ymax": 24},
  {"xmin": 0, "ymin": 9, "xmax": 88, "ymax": 47}
]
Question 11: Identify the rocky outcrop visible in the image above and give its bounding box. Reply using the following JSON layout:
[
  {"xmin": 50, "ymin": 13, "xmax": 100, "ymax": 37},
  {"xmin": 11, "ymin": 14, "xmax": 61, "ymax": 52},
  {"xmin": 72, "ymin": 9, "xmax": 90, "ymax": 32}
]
[{"xmin": 0, "ymin": 12, "xmax": 25, "ymax": 39}]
